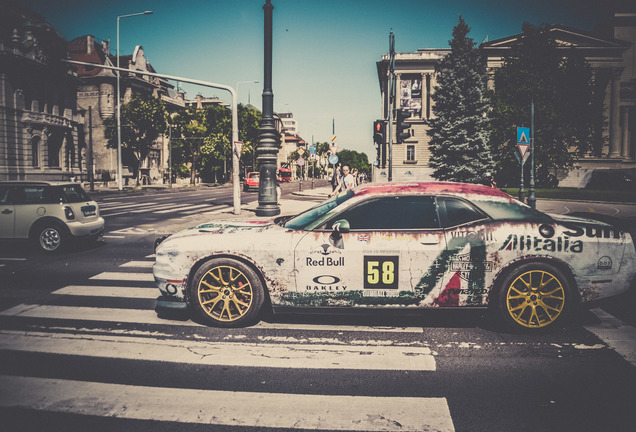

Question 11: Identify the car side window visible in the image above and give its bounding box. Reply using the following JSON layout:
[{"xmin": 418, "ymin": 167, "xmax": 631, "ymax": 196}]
[
  {"xmin": 21, "ymin": 186, "xmax": 46, "ymax": 204},
  {"xmin": 0, "ymin": 186, "xmax": 9, "ymax": 204},
  {"xmin": 326, "ymin": 196, "xmax": 439, "ymax": 230},
  {"xmin": 440, "ymin": 197, "xmax": 487, "ymax": 228}
]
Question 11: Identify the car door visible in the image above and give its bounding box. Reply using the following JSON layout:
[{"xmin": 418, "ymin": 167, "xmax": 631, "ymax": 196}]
[
  {"xmin": 0, "ymin": 186, "xmax": 14, "ymax": 238},
  {"xmin": 433, "ymin": 196, "xmax": 495, "ymax": 307},
  {"xmin": 293, "ymin": 195, "xmax": 447, "ymax": 308}
]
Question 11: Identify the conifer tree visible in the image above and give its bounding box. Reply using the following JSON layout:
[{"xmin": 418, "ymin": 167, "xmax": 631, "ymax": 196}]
[{"xmin": 427, "ymin": 16, "xmax": 494, "ymax": 183}]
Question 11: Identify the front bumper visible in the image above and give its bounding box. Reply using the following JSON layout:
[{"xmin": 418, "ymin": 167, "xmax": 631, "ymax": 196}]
[{"xmin": 156, "ymin": 294, "xmax": 187, "ymax": 310}]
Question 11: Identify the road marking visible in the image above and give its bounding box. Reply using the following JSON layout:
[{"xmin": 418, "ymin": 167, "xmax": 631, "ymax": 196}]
[
  {"xmin": 89, "ymin": 271, "xmax": 154, "ymax": 281},
  {"xmin": 119, "ymin": 261, "xmax": 154, "ymax": 268},
  {"xmin": 102, "ymin": 235, "xmax": 125, "ymax": 239},
  {"xmin": 0, "ymin": 304, "xmax": 425, "ymax": 333},
  {"xmin": 99, "ymin": 202, "xmax": 159, "ymax": 211},
  {"xmin": 108, "ymin": 227, "xmax": 153, "ymax": 235},
  {"xmin": 154, "ymin": 204, "xmax": 212, "ymax": 214},
  {"xmin": 585, "ymin": 308, "xmax": 636, "ymax": 367},
  {"xmin": 0, "ymin": 258, "xmax": 27, "ymax": 261},
  {"xmin": 0, "ymin": 376, "xmax": 454, "ymax": 431},
  {"xmin": 52, "ymin": 286, "xmax": 157, "ymax": 299},
  {"xmin": 0, "ymin": 330, "xmax": 435, "ymax": 370}
]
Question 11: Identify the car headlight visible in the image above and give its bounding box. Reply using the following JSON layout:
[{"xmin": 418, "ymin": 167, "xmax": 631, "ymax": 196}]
[{"xmin": 64, "ymin": 206, "xmax": 76, "ymax": 220}]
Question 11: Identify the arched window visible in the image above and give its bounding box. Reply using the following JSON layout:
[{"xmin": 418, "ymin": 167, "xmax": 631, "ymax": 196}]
[{"xmin": 31, "ymin": 136, "xmax": 40, "ymax": 167}]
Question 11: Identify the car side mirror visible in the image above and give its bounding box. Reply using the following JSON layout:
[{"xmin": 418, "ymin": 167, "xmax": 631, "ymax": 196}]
[{"xmin": 332, "ymin": 219, "xmax": 350, "ymax": 234}]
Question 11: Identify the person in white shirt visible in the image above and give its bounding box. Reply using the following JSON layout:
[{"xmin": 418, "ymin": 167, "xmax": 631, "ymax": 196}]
[{"xmin": 329, "ymin": 165, "xmax": 355, "ymax": 197}]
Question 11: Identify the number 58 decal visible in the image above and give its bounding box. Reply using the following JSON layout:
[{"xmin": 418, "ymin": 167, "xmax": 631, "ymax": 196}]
[{"xmin": 364, "ymin": 256, "xmax": 399, "ymax": 289}]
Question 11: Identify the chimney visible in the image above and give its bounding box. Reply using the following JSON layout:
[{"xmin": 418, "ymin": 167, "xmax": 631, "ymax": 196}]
[
  {"xmin": 102, "ymin": 39, "xmax": 110, "ymax": 55},
  {"xmin": 86, "ymin": 35, "xmax": 94, "ymax": 54}
]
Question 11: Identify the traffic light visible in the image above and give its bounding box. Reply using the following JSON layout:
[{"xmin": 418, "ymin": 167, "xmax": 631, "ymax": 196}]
[
  {"xmin": 373, "ymin": 120, "xmax": 385, "ymax": 145},
  {"xmin": 373, "ymin": 120, "xmax": 387, "ymax": 168},
  {"xmin": 396, "ymin": 109, "xmax": 411, "ymax": 143}
]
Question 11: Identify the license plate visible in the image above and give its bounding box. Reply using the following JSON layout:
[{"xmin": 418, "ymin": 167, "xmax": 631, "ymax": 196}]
[{"xmin": 82, "ymin": 206, "xmax": 96, "ymax": 216}]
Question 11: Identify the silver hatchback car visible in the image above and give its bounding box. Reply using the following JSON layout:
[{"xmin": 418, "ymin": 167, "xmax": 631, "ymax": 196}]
[{"xmin": 0, "ymin": 181, "xmax": 105, "ymax": 252}]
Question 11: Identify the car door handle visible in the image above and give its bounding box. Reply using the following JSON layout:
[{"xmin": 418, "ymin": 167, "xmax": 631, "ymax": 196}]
[
  {"xmin": 1, "ymin": 209, "xmax": 12, "ymax": 214},
  {"xmin": 420, "ymin": 241, "xmax": 439, "ymax": 245}
]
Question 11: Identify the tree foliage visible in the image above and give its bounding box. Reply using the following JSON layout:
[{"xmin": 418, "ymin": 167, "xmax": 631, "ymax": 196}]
[
  {"xmin": 104, "ymin": 93, "xmax": 166, "ymax": 185},
  {"xmin": 488, "ymin": 23, "xmax": 606, "ymax": 187},
  {"xmin": 427, "ymin": 16, "xmax": 494, "ymax": 184}
]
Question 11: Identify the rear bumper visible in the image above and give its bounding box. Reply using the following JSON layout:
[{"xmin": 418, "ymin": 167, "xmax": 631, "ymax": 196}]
[{"xmin": 67, "ymin": 217, "xmax": 105, "ymax": 237}]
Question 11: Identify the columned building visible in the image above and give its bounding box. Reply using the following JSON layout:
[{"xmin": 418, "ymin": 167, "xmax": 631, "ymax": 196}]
[
  {"xmin": 481, "ymin": 17, "xmax": 635, "ymax": 186},
  {"xmin": 375, "ymin": 49, "xmax": 449, "ymax": 182},
  {"xmin": 0, "ymin": 2, "xmax": 83, "ymax": 181},
  {"xmin": 376, "ymin": 11, "xmax": 635, "ymax": 186}
]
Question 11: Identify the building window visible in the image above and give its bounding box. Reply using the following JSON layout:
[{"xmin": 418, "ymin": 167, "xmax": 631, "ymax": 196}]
[
  {"xmin": 407, "ymin": 145, "xmax": 415, "ymax": 161},
  {"xmin": 31, "ymin": 136, "xmax": 40, "ymax": 167}
]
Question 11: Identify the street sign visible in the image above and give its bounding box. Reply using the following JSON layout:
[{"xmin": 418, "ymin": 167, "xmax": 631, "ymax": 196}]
[
  {"xmin": 309, "ymin": 145, "xmax": 316, "ymax": 154},
  {"xmin": 309, "ymin": 153, "xmax": 317, "ymax": 161},
  {"xmin": 517, "ymin": 127, "xmax": 529, "ymax": 145},
  {"xmin": 328, "ymin": 154, "xmax": 339, "ymax": 165},
  {"xmin": 331, "ymin": 135, "xmax": 337, "ymax": 142},
  {"xmin": 234, "ymin": 141, "xmax": 243, "ymax": 157},
  {"xmin": 517, "ymin": 143, "xmax": 530, "ymax": 164},
  {"xmin": 330, "ymin": 145, "xmax": 338, "ymax": 154},
  {"xmin": 298, "ymin": 148, "xmax": 305, "ymax": 156},
  {"xmin": 297, "ymin": 158, "xmax": 305, "ymax": 166}
]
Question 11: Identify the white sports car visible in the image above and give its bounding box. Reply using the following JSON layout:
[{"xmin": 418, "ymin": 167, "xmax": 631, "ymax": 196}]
[{"xmin": 153, "ymin": 182, "xmax": 636, "ymax": 331}]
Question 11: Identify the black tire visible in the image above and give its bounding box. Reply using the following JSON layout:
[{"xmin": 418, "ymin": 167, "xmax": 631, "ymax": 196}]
[
  {"xmin": 496, "ymin": 262, "xmax": 572, "ymax": 331},
  {"xmin": 189, "ymin": 258, "xmax": 264, "ymax": 327},
  {"xmin": 33, "ymin": 223, "xmax": 67, "ymax": 253}
]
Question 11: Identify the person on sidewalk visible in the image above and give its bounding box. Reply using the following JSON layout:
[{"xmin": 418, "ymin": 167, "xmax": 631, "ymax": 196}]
[{"xmin": 329, "ymin": 165, "xmax": 355, "ymax": 197}]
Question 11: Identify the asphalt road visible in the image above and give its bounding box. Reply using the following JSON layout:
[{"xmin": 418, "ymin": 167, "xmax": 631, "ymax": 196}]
[{"xmin": 0, "ymin": 183, "xmax": 635, "ymax": 431}]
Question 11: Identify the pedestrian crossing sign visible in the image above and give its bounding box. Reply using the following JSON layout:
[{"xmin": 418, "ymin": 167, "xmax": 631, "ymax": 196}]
[{"xmin": 517, "ymin": 127, "xmax": 529, "ymax": 145}]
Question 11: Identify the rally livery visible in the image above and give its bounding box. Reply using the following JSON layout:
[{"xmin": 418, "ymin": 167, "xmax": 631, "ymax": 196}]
[{"xmin": 153, "ymin": 182, "xmax": 636, "ymax": 330}]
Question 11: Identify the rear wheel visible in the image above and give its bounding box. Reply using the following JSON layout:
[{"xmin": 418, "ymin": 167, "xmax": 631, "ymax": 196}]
[
  {"xmin": 189, "ymin": 258, "xmax": 264, "ymax": 327},
  {"xmin": 34, "ymin": 223, "xmax": 67, "ymax": 253},
  {"xmin": 497, "ymin": 262, "xmax": 571, "ymax": 331}
]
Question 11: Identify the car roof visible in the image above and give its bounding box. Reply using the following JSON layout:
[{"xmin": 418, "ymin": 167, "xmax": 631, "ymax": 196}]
[
  {"xmin": 0, "ymin": 181, "xmax": 76, "ymax": 187},
  {"xmin": 353, "ymin": 182, "xmax": 516, "ymax": 201}
]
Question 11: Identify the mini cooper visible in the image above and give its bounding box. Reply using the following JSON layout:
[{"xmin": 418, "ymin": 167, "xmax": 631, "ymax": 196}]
[
  {"xmin": 0, "ymin": 181, "xmax": 104, "ymax": 252},
  {"xmin": 153, "ymin": 182, "xmax": 636, "ymax": 331}
]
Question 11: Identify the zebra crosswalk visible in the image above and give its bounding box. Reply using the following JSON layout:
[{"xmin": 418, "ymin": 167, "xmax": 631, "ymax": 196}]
[{"xmin": 0, "ymin": 258, "xmax": 456, "ymax": 431}]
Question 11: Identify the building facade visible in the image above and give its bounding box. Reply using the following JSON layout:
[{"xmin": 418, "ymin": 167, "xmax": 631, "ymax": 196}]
[
  {"xmin": 376, "ymin": 11, "xmax": 636, "ymax": 186},
  {"xmin": 375, "ymin": 49, "xmax": 449, "ymax": 182},
  {"xmin": 0, "ymin": 2, "xmax": 83, "ymax": 181}
]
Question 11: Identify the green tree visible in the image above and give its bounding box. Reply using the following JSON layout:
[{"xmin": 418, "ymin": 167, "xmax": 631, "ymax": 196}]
[
  {"xmin": 169, "ymin": 107, "xmax": 209, "ymax": 184},
  {"xmin": 427, "ymin": 16, "xmax": 494, "ymax": 184},
  {"xmin": 335, "ymin": 149, "xmax": 370, "ymax": 175},
  {"xmin": 238, "ymin": 104, "xmax": 263, "ymax": 174},
  {"xmin": 104, "ymin": 93, "xmax": 166, "ymax": 186},
  {"xmin": 488, "ymin": 23, "xmax": 606, "ymax": 187}
]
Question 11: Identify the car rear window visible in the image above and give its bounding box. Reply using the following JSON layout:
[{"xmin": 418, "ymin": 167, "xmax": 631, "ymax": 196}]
[{"xmin": 61, "ymin": 185, "xmax": 90, "ymax": 203}]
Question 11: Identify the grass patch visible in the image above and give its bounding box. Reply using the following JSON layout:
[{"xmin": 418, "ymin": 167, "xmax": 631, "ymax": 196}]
[{"xmin": 501, "ymin": 187, "xmax": 636, "ymax": 203}]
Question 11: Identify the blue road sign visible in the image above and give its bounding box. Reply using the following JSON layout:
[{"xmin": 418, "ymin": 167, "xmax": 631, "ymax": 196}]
[
  {"xmin": 309, "ymin": 145, "xmax": 316, "ymax": 154},
  {"xmin": 328, "ymin": 154, "xmax": 339, "ymax": 165},
  {"xmin": 517, "ymin": 127, "xmax": 530, "ymax": 145}
]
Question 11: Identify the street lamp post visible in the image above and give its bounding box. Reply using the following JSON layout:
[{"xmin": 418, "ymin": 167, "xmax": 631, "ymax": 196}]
[
  {"xmin": 256, "ymin": 0, "xmax": 280, "ymax": 216},
  {"xmin": 116, "ymin": 10, "xmax": 152, "ymax": 191}
]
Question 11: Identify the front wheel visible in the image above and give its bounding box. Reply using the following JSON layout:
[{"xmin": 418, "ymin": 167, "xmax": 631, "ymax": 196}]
[
  {"xmin": 496, "ymin": 262, "xmax": 572, "ymax": 331},
  {"xmin": 189, "ymin": 258, "xmax": 264, "ymax": 327}
]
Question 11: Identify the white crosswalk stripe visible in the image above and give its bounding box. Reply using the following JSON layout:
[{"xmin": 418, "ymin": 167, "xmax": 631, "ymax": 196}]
[
  {"xmin": 0, "ymin": 376, "xmax": 454, "ymax": 431},
  {"xmin": 0, "ymin": 258, "xmax": 455, "ymax": 431}
]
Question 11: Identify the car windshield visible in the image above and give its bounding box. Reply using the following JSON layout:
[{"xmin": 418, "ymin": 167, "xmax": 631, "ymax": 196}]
[
  {"xmin": 284, "ymin": 190, "xmax": 355, "ymax": 230},
  {"xmin": 472, "ymin": 198, "xmax": 553, "ymax": 222},
  {"xmin": 249, "ymin": 173, "xmax": 259, "ymax": 179}
]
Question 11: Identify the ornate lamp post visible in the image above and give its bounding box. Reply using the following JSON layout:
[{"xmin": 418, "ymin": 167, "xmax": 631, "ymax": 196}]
[{"xmin": 256, "ymin": 0, "xmax": 280, "ymax": 216}]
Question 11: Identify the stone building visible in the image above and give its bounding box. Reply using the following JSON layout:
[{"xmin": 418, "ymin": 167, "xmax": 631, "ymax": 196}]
[
  {"xmin": 0, "ymin": 2, "xmax": 83, "ymax": 181},
  {"xmin": 68, "ymin": 35, "xmax": 180, "ymax": 185},
  {"xmin": 376, "ymin": 10, "xmax": 636, "ymax": 186},
  {"xmin": 375, "ymin": 49, "xmax": 449, "ymax": 182}
]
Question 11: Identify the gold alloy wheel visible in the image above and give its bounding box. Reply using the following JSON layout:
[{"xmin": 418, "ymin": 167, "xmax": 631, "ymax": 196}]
[
  {"xmin": 196, "ymin": 265, "xmax": 254, "ymax": 322},
  {"xmin": 505, "ymin": 269, "xmax": 566, "ymax": 328}
]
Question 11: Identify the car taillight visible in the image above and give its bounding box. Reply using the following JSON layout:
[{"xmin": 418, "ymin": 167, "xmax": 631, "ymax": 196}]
[{"xmin": 64, "ymin": 206, "xmax": 76, "ymax": 220}]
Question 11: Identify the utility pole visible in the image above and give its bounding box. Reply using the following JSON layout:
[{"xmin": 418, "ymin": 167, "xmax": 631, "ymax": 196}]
[
  {"xmin": 87, "ymin": 105, "xmax": 94, "ymax": 191},
  {"xmin": 387, "ymin": 31, "xmax": 395, "ymax": 182},
  {"xmin": 256, "ymin": 0, "xmax": 280, "ymax": 216},
  {"xmin": 528, "ymin": 99, "xmax": 536, "ymax": 209}
]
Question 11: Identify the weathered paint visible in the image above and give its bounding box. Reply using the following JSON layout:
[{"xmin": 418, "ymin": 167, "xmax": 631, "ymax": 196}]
[{"xmin": 153, "ymin": 183, "xmax": 636, "ymax": 317}]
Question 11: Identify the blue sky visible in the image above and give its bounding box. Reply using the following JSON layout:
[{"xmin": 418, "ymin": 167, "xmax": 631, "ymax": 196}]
[{"xmin": 23, "ymin": 0, "xmax": 607, "ymax": 156}]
